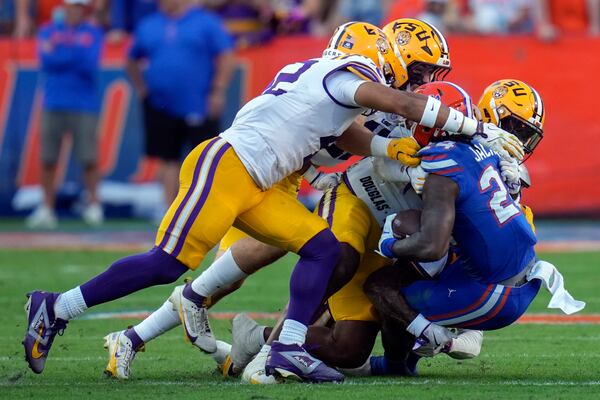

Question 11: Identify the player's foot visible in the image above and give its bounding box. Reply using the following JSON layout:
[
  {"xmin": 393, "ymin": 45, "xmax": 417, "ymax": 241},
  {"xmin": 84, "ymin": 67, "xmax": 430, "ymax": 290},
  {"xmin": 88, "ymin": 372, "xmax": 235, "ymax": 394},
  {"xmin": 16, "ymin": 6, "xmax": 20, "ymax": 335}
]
[
  {"xmin": 443, "ymin": 329, "xmax": 483, "ymax": 359},
  {"xmin": 211, "ymin": 340, "xmax": 232, "ymax": 371},
  {"xmin": 242, "ymin": 345, "xmax": 276, "ymax": 384},
  {"xmin": 230, "ymin": 313, "xmax": 264, "ymax": 372},
  {"xmin": 265, "ymin": 341, "xmax": 345, "ymax": 383},
  {"xmin": 103, "ymin": 330, "xmax": 144, "ymax": 379},
  {"xmin": 22, "ymin": 291, "xmax": 68, "ymax": 374},
  {"xmin": 25, "ymin": 205, "xmax": 57, "ymax": 230},
  {"xmin": 169, "ymin": 284, "xmax": 217, "ymax": 353},
  {"xmin": 82, "ymin": 203, "xmax": 104, "ymax": 226}
]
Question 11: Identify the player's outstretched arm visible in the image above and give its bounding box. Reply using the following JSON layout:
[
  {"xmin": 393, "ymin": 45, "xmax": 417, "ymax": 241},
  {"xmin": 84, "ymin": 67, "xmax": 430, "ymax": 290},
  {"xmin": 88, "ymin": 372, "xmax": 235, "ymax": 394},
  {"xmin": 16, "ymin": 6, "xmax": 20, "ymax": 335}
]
[
  {"xmin": 354, "ymin": 83, "xmax": 524, "ymax": 160},
  {"xmin": 390, "ymin": 174, "xmax": 457, "ymax": 261},
  {"xmin": 354, "ymin": 82, "xmax": 476, "ymax": 135}
]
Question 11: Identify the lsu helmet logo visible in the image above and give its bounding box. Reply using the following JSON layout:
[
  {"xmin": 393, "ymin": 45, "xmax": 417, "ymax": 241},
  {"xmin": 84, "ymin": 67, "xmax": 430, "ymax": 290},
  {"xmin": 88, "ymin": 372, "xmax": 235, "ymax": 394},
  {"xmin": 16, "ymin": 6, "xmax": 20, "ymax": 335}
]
[
  {"xmin": 493, "ymin": 86, "xmax": 508, "ymax": 99},
  {"xmin": 396, "ymin": 30, "xmax": 412, "ymax": 46}
]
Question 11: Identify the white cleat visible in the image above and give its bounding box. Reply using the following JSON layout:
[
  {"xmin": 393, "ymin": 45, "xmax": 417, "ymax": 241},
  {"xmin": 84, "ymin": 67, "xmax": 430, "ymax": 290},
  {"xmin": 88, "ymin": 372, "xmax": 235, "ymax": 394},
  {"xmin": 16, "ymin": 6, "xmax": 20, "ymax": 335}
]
[
  {"xmin": 242, "ymin": 345, "xmax": 277, "ymax": 384},
  {"xmin": 230, "ymin": 313, "xmax": 264, "ymax": 371},
  {"xmin": 25, "ymin": 205, "xmax": 58, "ymax": 229},
  {"xmin": 445, "ymin": 329, "xmax": 483, "ymax": 359},
  {"xmin": 169, "ymin": 285, "xmax": 217, "ymax": 353},
  {"xmin": 82, "ymin": 202, "xmax": 104, "ymax": 226},
  {"xmin": 103, "ymin": 331, "xmax": 141, "ymax": 379}
]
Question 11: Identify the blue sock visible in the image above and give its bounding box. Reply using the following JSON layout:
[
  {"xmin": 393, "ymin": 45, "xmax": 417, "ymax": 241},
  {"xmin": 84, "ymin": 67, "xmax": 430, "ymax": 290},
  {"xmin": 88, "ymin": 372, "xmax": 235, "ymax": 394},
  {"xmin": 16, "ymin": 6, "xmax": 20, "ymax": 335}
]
[{"xmin": 370, "ymin": 355, "xmax": 418, "ymax": 376}]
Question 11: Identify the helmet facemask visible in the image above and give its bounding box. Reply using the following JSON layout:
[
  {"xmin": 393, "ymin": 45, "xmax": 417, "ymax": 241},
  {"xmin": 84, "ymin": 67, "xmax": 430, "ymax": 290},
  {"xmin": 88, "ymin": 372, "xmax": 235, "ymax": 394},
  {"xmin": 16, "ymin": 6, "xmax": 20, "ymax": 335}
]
[
  {"xmin": 497, "ymin": 107, "xmax": 544, "ymax": 159},
  {"xmin": 407, "ymin": 61, "xmax": 451, "ymax": 88}
]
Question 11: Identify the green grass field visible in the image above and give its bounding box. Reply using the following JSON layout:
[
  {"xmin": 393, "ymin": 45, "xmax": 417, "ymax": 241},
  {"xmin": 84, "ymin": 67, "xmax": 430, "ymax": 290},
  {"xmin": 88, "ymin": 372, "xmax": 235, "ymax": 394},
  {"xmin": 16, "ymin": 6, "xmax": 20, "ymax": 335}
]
[{"xmin": 1, "ymin": 248, "xmax": 599, "ymax": 399}]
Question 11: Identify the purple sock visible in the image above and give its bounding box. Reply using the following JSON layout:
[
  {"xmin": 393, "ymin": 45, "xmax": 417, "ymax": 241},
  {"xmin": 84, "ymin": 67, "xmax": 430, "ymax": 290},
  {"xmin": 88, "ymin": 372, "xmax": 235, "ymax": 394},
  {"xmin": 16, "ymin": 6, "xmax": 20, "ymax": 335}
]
[
  {"xmin": 182, "ymin": 283, "xmax": 205, "ymax": 306},
  {"xmin": 80, "ymin": 247, "xmax": 188, "ymax": 308},
  {"xmin": 124, "ymin": 328, "xmax": 144, "ymax": 350},
  {"xmin": 286, "ymin": 229, "xmax": 340, "ymax": 325}
]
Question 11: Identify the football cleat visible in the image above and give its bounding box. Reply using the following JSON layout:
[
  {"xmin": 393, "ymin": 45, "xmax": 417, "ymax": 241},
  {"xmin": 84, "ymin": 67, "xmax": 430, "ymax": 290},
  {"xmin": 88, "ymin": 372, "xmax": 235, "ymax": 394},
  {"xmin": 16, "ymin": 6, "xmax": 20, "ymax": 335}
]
[
  {"xmin": 242, "ymin": 346, "xmax": 276, "ymax": 384},
  {"xmin": 22, "ymin": 291, "xmax": 68, "ymax": 374},
  {"xmin": 265, "ymin": 341, "xmax": 345, "ymax": 383},
  {"xmin": 168, "ymin": 285, "xmax": 217, "ymax": 353},
  {"xmin": 229, "ymin": 313, "xmax": 264, "ymax": 374},
  {"xmin": 103, "ymin": 330, "xmax": 144, "ymax": 379},
  {"xmin": 444, "ymin": 329, "xmax": 483, "ymax": 359}
]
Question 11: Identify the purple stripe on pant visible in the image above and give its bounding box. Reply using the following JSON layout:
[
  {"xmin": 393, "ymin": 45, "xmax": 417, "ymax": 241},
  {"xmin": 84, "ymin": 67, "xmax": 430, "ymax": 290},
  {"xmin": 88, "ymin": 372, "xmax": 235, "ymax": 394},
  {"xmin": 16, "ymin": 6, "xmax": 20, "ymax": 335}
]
[
  {"xmin": 326, "ymin": 186, "xmax": 338, "ymax": 227},
  {"xmin": 171, "ymin": 142, "xmax": 231, "ymax": 257},
  {"xmin": 158, "ymin": 137, "xmax": 221, "ymax": 250}
]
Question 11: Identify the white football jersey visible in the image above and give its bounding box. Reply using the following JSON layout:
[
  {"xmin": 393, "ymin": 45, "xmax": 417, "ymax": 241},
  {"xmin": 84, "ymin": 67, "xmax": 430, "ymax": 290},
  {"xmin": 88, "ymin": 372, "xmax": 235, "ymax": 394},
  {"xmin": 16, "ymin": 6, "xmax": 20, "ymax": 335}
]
[
  {"xmin": 344, "ymin": 111, "xmax": 420, "ymax": 226},
  {"xmin": 220, "ymin": 55, "xmax": 386, "ymax": 189}
]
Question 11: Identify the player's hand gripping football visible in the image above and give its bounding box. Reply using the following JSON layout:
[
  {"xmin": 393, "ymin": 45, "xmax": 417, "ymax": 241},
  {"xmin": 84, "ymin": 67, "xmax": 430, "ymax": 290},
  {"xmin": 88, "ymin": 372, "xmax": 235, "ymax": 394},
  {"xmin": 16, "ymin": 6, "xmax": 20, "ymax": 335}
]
[
  {"xmin": 473, "ymin": 122, "xmax": 524, "ymax": 161},
  {"xmin": 386, "ymin": 137, "xmax": 421, "ymax": 167}
]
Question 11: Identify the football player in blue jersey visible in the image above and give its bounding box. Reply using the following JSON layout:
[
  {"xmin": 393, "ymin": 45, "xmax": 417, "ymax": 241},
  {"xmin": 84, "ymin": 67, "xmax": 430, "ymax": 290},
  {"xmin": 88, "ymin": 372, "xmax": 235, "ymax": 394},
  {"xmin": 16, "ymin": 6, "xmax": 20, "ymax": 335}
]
[{"xmin": 365, "ymin": 80, "xmax": 584, "ymax": 372}]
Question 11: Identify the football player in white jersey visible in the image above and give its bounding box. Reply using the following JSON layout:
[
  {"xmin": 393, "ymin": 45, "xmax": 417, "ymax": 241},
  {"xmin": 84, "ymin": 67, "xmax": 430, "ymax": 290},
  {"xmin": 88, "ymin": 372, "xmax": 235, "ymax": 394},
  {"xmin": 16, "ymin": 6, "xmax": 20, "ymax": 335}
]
[{"xmin": 101, "ymin": 18, "xmax": 463, "ymax": 380}]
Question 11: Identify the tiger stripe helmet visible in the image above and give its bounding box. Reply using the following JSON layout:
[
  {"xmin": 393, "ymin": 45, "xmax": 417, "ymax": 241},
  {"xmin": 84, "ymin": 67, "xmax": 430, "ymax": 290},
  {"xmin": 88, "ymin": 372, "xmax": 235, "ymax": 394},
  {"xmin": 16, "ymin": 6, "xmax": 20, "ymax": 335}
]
[
  {"xmin": 478, "ymin": 79, "xmax": 545, "ymax": 155},
  {"xmin": 383, "ymin": 18, "xmax": 451, "ymax": 89},
  {"xmin": 324, "ymin": 21, "xmax": 408, "ymax": 88}
]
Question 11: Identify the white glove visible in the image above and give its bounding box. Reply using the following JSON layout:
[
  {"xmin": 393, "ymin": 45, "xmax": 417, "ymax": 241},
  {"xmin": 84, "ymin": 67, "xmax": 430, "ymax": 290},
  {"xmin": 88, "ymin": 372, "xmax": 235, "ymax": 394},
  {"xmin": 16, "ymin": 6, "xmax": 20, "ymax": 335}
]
[
  {"xmin": 407, "ymin": 166, "xmax": 428, "ymax": 194},
  {"xmin": 407, "ymin": 314, "xmax": 456, "ymax": 349},
  {"xmin": 412, "ymin": 340, "xmax": 444, "ymax": 358},
  {"xmin": 499, "ymin": 158, "xmax": 521, "ymax": 195},
  {"xmin": 303, "ymin": 165, "xmax": 341, "ymax": 191},
  {"xmin": 373, "ymin": 157, "xmax": 411, "ymax": 183},
  {"xmin": 376, "ymin": 213, "xmax": 397, "ymax": 259},
  {"xmin": 473, "ymin": 122, "xmax": 524, "ymax": 161}
]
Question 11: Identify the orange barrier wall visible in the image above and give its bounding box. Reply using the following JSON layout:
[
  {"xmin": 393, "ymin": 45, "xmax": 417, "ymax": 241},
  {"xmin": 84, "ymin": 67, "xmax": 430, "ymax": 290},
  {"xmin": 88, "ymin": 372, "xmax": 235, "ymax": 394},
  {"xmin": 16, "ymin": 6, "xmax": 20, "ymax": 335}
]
[{"xmin": 1, "ymin": 36, "xmax": 599, "ymax": 215}]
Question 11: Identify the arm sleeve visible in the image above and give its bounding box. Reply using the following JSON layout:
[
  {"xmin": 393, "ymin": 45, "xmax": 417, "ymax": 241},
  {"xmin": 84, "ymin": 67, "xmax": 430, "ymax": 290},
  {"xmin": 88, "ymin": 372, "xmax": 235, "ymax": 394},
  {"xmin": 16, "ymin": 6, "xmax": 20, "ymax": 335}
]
[{"xmin": 323, "ymin": 70, "xmax": 368, "ymax": 108}]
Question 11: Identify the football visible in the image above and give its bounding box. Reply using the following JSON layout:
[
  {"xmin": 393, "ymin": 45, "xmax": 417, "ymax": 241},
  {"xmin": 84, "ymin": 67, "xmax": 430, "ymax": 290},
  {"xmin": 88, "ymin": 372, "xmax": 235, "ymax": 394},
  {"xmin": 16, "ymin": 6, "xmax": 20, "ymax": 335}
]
[{"xmin": 392, "ymin": 209, "xmax": 422, "ymax": 239}]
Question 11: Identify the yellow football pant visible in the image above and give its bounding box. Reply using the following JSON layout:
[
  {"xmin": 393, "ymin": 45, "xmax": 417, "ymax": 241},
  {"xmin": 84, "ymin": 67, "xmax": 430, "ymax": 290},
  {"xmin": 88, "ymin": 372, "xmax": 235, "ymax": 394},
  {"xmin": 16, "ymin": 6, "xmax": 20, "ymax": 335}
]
[
  {"xmin": 315, "ymin": 181, "xmax": 391, "ymax": 323},
  {"xmin": 155, "ymin": 138, "xmax": 328, "ymax": 269}
]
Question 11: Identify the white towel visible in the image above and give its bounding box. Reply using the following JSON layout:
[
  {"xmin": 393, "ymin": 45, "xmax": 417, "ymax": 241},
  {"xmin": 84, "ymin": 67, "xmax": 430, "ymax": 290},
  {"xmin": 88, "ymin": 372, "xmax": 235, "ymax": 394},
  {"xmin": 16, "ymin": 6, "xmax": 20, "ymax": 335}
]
[{"xmin": 526, "ymin": 260, "xmax": 586, "ymax": 315}]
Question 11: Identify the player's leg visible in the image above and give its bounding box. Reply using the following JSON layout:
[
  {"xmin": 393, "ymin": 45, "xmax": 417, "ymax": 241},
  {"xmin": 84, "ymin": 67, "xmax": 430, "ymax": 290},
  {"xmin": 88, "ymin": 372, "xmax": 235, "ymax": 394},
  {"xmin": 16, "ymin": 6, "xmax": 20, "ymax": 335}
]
[
  {"xmin": 23, "ymin": 138, "xmax": 261, "ymax": 374},
  {"xmin": 26, "ymin": 111, "xmax": 64, "ymax": 229},
  {"xmin": 231, "ymin": 187, "xmax": 346, "ymax": 382}
]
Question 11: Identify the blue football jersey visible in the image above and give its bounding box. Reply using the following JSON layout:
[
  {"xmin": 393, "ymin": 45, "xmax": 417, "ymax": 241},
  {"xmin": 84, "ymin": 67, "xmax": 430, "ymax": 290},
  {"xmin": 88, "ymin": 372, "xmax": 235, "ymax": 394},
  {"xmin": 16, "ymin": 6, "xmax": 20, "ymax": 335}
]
[{"xmin": 419, "ymin": 141, "xmax": 537, "ymax": 283}]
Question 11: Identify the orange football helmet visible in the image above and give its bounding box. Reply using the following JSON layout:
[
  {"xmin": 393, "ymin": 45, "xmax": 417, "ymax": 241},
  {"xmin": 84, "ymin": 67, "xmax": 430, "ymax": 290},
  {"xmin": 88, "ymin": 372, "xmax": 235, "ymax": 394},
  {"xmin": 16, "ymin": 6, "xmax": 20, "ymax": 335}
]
[{"xmin": 412, "ymin": 81, "xmax": 478, "ymax": 146}]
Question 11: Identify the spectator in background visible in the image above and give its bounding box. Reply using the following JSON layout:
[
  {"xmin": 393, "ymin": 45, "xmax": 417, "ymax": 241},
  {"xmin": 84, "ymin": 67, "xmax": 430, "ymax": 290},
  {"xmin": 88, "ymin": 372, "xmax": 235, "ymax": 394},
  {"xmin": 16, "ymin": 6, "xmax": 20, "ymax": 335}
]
[
  {"xmin": 0, "ymin": 0, "xmax": 15, "ymax": 35},
  {"xmin": 418, "ymin": 0, "xmax": 449, "ymax": 32},
  {"xmin": 469, "ymin": 0, "xmax": 534, "ymax": 34},
  {"xmin": 339, "ymin": 0, "xmax": 385, "ymax": 26},
  {"xmin": 107, "ymin": 0, "xmax": 158, "ymax": 43},
  {"xmin": 14, "ymin": 0, "xmax": 103, "ymax": 37},
  {"xmin": 203, "ymin": 0, "xmax": 274, "ymax": 48},
  {"xmin": 126, "ymin": 0, "xmax": 235, "ymax": 211},
  {"xmin": 27, "ymin": 0, "xmax": 104, "ymax": 229},
  {"xmin": 535, "ymin": 0, "xmax": 600, "ymax": 40}
]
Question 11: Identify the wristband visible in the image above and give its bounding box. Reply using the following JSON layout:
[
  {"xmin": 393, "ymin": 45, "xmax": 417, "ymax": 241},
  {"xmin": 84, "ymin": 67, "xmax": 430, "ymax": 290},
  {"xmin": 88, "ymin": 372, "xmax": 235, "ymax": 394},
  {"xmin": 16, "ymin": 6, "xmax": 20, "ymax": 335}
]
[
  {"xmin": 459, "ymin": 117, "xmax": 478, "ymax": 136},
  {"xmin": 441, "ymin": 107, "xmax": 465, "ymax": 133},
  {"xmin": 370, "ymin": 135, "xmax": 392, "ymax": 157},
  {"xmin": 419, "ymin": 96, "xmax": 442, "ymax": 128},
  {"xmin": 406, "ymin": 313, "xmax": 431, "ymax": 337}
]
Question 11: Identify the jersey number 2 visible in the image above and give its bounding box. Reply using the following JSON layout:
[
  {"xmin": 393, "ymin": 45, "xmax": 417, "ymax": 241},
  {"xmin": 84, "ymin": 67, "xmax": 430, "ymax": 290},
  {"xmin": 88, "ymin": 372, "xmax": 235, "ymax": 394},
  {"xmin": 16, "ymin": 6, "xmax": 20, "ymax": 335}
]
[
  {"xmin": 479, "ymin": 165, "xmax": 520, "ymax": 225},
  {"xmin": 263, "ymin": 60, "xmax": 318, "ymax": 96}
]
